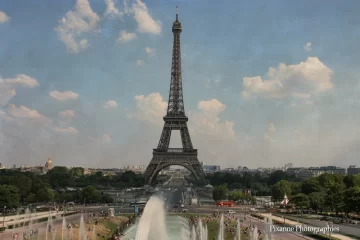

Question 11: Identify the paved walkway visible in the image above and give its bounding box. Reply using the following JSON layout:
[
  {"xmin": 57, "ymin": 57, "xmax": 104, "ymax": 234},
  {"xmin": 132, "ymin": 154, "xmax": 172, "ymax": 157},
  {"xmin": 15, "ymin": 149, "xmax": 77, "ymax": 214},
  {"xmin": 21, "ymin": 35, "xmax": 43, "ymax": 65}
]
[
  {"xmin": 261, "ymin": 214, "xmax": 353, "ymax": 240},
  {"xmin": 243, "ymin": 214, "xmax": 313, "ymax": 240},
  {"xmin": 3, "ymin": 211, "xmax": 76, "ymax": 227}
]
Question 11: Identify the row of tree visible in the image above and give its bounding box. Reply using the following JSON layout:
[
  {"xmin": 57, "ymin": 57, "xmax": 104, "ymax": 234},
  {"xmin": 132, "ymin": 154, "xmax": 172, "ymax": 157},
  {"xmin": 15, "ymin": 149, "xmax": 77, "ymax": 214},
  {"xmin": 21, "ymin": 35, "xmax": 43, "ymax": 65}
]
[
  {"xmin": 212, "ymin": 184, "xmax": 256, "ymax": 204},
  {"xmin": 271, "ymin": 173, "xmax": 360, "ymax": 215},
  {"xmin": 206, "ymin": 170, "xmax": 298, "ymax": 196},
  {"xmin": 209, "ymin": 170, "xmax": 360, "ymax": 215},
  {"xmin": 0, "ymin": 167, "xmax": 145, "ymax": 208}
]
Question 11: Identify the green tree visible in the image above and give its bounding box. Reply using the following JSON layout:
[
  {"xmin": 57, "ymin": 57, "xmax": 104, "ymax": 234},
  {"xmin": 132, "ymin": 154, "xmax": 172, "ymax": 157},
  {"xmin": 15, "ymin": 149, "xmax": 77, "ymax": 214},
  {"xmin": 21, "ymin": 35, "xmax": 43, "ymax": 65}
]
[
  {"xmin": 309, "ymin": 192, "xmax": 326, "ymax": 212},
  {"xmin": 301, "ymin": 177, "xmax": 322, "ymax": 195},
  {"xmin": 82, "ymin": 185, "xmax": 100, "ymax": 203},
  {"xmin": 25, "ymin": 193, "xmax": 37, "ymax": 203},
  {"xmin": 343, "ymin": 186, "xmax": 360, "ymax": 214},
  {"xmin": 343, "ymin": 174, "xmax": 360, "ymax": 188},
  {"xmin": 212, "ymin": 184, "xmax": 228, "ymax": 201},
  {"xmin": 46, "ymin": 167, "xmax": 72, "ymax": 189},
  {"xmin": 31, "ymin": 177, "xmax": 49, "ymax": 194},
  {"xmin": 228, "ymin": 191, "xmax": 245, "ymax": 201},
  {"xmin": 36, "ymin": 187, "xmax": 54, "ymax": 202},
  {"xmin": 0, "ymin": 185, "xmax": 20, "ymax": 208},
  {"xmin": 290, "ymin": 182, "xmax": 302, "ymax": 196},
  {"xmin": 324, "ymin": 183, "xmax": 345, "ymax": 214},
  {"xmin": 271, "ymin": 180, "xmax": 292, "ymax": 202},
  {"xmin": 291, "ymin": 193, "xmax": 310, "ymax": 210},
  {"xmin": 267, "ymin": 170, "xmax": 288, "ymax": 186},
  {"xmin": 10, "ymin": 175, "xmax": 32, "ymax": 201},
  {"xmin": 318, "ymin": 173, "xmax": 343, "ymax": 189},
  {"xmin": 69, "ymin": 167, "xmax": 85, "ymax": 178},
  {"xmin": 101, "ymin": 193, "xmax": 113, "ymax": 203}
]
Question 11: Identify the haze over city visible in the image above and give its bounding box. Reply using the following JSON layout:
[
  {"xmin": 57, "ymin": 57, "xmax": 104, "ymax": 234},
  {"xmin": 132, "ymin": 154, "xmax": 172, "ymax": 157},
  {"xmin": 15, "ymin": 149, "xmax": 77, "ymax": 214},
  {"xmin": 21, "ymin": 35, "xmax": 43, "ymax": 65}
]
[{"xmin": 1, "ymin": 0, "xmax": 360, "ymax": 168}]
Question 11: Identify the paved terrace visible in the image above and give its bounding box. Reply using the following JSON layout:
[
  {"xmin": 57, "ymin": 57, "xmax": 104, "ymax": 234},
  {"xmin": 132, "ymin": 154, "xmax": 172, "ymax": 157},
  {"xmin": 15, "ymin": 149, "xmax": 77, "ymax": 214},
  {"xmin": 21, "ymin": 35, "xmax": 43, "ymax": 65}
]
[
  {"xmin": 261, "ymin": 214, "xmax": 353, "ymax": 240},
  {"xmin": 3, "ymin": 211, "xmax": 75, "ymax": 228}
]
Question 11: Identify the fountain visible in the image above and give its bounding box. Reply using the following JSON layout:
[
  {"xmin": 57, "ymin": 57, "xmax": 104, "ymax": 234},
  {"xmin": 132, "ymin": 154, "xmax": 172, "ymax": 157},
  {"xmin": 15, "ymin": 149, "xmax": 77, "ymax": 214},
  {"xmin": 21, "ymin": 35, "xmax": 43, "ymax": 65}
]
[
  {"xmin": 134, "ymin": 196, "xmax": 167, "ymax": 240},
  {"xmin": 191, "ymin": 225, "xmax": 196, "ymax": 240},
  {"xmin": 108, "ymin": 208, "xmax": 115, "ymax": 217},
  {"xmin": 236, "ymin": 219, "xmax": 241, "ymax": 240},
  {"xmin": 218, "ymin": 214, "xmax": 224, "ymax": 240},
  {"xmin": 61, "ymin": 216, "xmax": 67, "ymax": 240},
  {"xmin": 69, "ymin": 226, "xmax": 74, "ymax": 240},
  {"xmin": 204, "ymin": 224, "xmax": 208, "ymax": 240},
  {"xmin": 197, "ymin": 218, "xmax": 204, "ymax": 240},
  {"xmin": 79, "ymin": 214, "xmax": 86, "ymax": 240},
  {"xmin": 122, "ymin": 196, "xmax": 190, "ymax": 240},
  {"xmin": 45, "ymin": 213, "xmax": 53, "ymax": 240},
  {"xmin": 252, "ymin": 226, "xmax": 259, "ymax": 240}
]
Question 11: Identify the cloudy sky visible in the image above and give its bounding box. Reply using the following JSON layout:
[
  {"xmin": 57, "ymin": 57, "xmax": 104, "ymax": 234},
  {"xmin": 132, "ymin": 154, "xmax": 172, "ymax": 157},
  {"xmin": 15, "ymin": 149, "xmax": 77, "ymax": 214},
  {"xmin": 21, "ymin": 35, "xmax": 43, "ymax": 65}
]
[{"xmin": 1, "ymin": 0, "xmax": 360, "ymax": 169}]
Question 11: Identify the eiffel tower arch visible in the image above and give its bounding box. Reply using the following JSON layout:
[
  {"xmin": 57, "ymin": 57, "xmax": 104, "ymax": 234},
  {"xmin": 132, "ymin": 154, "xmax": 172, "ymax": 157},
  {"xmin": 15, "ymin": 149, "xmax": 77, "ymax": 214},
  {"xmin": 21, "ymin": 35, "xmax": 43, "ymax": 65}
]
[{"xmin": 144, "ymin": 7, "xmax": 204, "ymax": 185}]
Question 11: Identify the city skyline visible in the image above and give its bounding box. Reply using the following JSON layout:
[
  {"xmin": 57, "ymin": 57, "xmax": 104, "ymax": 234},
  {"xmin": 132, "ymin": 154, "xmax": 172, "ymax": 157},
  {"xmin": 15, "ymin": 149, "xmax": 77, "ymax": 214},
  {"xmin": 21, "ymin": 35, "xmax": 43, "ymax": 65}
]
[{"xmin": 1, "ymin": 0, "xmax": 360, "ymax": 168}]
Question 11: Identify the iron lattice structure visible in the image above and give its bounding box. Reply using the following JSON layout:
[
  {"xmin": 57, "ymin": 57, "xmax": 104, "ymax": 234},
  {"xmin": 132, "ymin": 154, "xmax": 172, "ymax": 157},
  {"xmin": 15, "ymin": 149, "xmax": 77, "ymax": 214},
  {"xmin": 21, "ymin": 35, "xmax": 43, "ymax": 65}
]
[{"xmin": 144, "ymin": 8, "xmax": 204, "ymax": 185}]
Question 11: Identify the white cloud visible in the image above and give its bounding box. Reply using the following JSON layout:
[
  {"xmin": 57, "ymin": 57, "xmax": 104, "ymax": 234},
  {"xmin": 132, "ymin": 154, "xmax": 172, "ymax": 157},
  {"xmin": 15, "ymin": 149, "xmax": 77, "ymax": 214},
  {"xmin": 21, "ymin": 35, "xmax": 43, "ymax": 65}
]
[
  {"xmin": 102, "ymin": 134, "xmax": 112, "ymax": 143},
  {"xmin": 304, "ymin": 42, "xmax": 312, "ymax": 52},
  {"xmin": 103, "ymin": 100, "xmax": 118, "ymax": 109},
  {"xmin": 59, "ymin": 110, "xmax": 76, "ymax": 119},
  {"xmin": 242, "ymin": 57, "xmax": 334, "ymax": 99},
  {"xmin": 136, "ymin": 60, "xmax": 144, "ymax": 66},
  {"xmin": 198, "ymin": 99, "xmax": 226, "ymax": 116},
  {"xmin": 7, "ymin": 104, "xmax": 49, "ymax": 123},
  {"xmin": 54, "ymin": 127, "xmax": 78, "ymax": 135},
  {"xmin": 131, "ymin": 0, "xmax": 161, "ymax": 34},
  {"xmin": 104, "ymin": 0, "xmax": 123, "ymax": 17},
  {"xmin": 0, "ymin": 87, "xmax": 16, "ymax": 106},
  {"xmin": 50, "ymin": 90, "xmax": 79, "ymax": 101},
  {"xmin": 0, "ymin": 11, "xmax": 9, "ymax": 23},
  {"xmin": 117, "ymin": 30, "xmax": 137, "ymax": 43},
  {"xmin": 145, "ymin": 47, "xmax": 155, "ymax": 56},
  {"xmin": 129, "ymin": 92, "xmax": 167, "ymax": 125},
  {"xmin": 55, "ymin": 0, "xmax": 100, "ymax": 53},
  {"xmin": 0, "ymin": 74, "xmax": 39, "ymax": 106},
  {"xmin": 1, "ymin": 74, "xmax": 39, "ymax": 87}
]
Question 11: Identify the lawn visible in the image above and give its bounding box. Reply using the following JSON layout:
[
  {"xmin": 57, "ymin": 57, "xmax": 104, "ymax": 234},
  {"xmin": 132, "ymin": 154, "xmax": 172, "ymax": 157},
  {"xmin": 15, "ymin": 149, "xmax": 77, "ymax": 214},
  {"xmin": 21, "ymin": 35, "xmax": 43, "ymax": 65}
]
[{"xmin": 27, "ymin": 216, "xmax": 128, "ymax": 240}]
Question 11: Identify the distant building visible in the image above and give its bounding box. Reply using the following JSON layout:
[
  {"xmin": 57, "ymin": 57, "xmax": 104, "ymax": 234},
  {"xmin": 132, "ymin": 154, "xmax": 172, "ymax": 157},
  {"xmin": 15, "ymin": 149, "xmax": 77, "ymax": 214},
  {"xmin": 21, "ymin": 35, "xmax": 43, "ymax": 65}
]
[
  {"xmin": 45, "ymin": 157, "xmax": 53, "ymax": 170},
  {"xmin": 224, "ymin": 168, "xmax": 235, "ymax": 172},
  {"xmin": 203, "ymin": 165, "xmax": 220, "ymax": 173},
  {"xmin": 286, "ymin": 166, "xmax": 346, "ymax": 180},
  {"xmin": 284, "ymin": 163, "xmax": 293, "ymax": 170},
  {"xmin": 348, "ymin": 165, "xmax": 360, "ymax": 175}
]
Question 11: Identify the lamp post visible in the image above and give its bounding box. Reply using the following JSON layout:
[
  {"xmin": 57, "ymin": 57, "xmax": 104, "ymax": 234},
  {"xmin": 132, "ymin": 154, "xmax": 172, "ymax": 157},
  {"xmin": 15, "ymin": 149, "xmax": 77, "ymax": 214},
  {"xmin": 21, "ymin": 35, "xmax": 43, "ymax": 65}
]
[
  {"xmin": 328, "ymin": 221, "xmax": 332, "ymax": 239},
  {"xmin": 3, "ymin": 206, "xmax": 6, "ymax": 232}
]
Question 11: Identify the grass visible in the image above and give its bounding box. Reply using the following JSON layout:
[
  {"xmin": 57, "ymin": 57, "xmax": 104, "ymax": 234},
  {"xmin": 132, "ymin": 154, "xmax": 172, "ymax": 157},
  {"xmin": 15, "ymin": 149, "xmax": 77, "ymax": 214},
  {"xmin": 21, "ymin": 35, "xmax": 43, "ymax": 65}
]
[{"xmin": 27, "ymin": 216, "xmax": 128, "ymax": 240}]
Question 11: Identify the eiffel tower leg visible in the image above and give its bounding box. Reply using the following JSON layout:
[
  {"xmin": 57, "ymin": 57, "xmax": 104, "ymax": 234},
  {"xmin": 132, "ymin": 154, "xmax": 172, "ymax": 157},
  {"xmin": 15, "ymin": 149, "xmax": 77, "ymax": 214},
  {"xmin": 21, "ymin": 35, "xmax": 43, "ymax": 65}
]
[
  {"xmin": 180, "ymin": 126, "xmax": 193, "ymax": 149},
  {"xmin": 157, "ymin": 126, "xmax": 171, "ymax": 150}
]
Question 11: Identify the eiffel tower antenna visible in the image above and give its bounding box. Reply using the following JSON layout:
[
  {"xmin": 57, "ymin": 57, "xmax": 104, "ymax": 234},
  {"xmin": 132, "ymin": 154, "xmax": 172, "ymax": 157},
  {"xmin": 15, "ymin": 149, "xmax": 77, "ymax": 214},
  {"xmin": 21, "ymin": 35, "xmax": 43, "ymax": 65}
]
[
  {"xmin": 143, "ymin": 7, "xmax": 204, "ymax": 185},
  {"xmin": 176, "ymin": 6, "xmax": 178, "ymax": 21}
]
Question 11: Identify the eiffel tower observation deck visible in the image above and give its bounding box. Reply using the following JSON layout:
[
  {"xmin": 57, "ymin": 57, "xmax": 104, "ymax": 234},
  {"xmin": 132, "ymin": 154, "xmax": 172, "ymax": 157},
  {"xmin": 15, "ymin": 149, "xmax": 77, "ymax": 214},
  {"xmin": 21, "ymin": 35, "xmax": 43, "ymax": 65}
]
[{"xmin": 143, "ymin": 7, "xmax": 204, "ymax": 185}]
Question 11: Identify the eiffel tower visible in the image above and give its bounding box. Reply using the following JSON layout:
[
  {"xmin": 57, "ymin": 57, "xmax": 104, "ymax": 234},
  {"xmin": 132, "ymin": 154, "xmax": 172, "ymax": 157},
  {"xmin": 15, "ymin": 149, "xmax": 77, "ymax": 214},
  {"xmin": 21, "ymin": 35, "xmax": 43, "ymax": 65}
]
[{"xmin": 144, "ymin": 7, "xmax": 204, "ymax": 185}]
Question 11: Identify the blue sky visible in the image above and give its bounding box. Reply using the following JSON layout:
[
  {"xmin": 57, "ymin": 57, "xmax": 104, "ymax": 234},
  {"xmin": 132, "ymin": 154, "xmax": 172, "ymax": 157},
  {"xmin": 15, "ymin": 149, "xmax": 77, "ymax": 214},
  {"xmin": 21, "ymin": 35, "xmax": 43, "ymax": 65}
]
[{"xmin": 0, "ymin": 0, "xmax": 360, "ymax": 168}]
